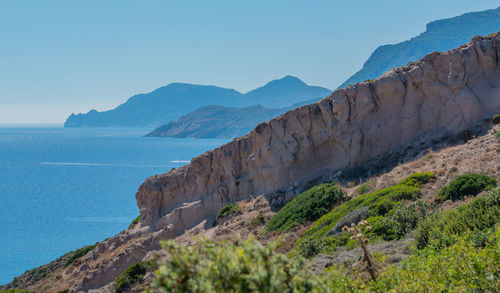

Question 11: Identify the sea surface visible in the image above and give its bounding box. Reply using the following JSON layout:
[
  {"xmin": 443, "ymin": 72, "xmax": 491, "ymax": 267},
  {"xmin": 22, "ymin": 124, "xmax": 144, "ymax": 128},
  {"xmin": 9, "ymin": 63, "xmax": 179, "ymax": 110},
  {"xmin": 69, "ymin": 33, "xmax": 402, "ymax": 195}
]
[{"xmin": 0, "ymin": 127, "xmax": 228, "ymax": 284}]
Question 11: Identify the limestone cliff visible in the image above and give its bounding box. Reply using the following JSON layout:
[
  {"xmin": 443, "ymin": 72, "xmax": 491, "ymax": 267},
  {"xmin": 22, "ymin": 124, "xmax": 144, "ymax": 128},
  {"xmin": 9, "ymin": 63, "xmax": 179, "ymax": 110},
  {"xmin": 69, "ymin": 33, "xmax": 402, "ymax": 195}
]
[{"xmin": 136, "ymin": 33, "xmax": 500, "ymax": 237}]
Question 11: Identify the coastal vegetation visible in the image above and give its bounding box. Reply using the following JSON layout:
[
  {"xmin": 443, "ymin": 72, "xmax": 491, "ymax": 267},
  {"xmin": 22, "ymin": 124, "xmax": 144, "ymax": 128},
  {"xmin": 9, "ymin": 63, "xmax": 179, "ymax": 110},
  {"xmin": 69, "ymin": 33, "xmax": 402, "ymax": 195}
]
[
  {"xmin": 215, "ymin": 203, "xmax": 240, "ymax": 225},
  {"xmin": 64, "ymin": 244, "xmax": 97, "ymax": 267},
  {"xmin": 436, "ymin": 173, "xmax": 496, "ymax": 201},
  {"xmin": 294, "ymin": 173, "xmax": 435, "ymax": 257},
  {"xmin": 150, "ymin": 185, "xmax": 499, "ymax": 292},
  {"xmin": 265, "ymin": 183, "xmax": 345, "ymax": 233}
]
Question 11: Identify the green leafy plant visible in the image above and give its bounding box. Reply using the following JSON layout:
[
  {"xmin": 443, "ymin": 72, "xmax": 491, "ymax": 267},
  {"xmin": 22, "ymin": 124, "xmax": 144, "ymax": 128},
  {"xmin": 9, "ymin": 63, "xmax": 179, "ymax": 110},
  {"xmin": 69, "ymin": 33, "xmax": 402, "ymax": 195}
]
[
  {"xmin": 151, "ymin": 238, "xmax": 323, "ymax": 293},
  {"xmin": 266, "ymin": 183, "xmax": 345, "ymax": 233},
  {"xmin": 436, "ymin": 173, "xmax": 497, "ymax": 201},
  {"xmin": 64, "ymin": 244, "xmax": 97, "ymax": 267},
  {"xmin": 415, "ymin": 187, "xmax": 499, "ymax": 249},
  {"xmin": 495, "ymin": 130, "xmax": 500, "ymax": 141},
  {"xmin": 115, "ymin": 259, "xmax": 157, "ymax": 293},
  {"xmin": 214, "ymin": 203, "xmax": 240, "ymax": 225},
  {"xmin": 298, "ymin": 237, "xmax": 325, "ymax": 258},
  {"xmin": 371, "ymin": 200, "xmax": 429, "ymax": 240},
  {"xmin": 492, "ymin": 114, "xmax": 500, "ymax": 124}
]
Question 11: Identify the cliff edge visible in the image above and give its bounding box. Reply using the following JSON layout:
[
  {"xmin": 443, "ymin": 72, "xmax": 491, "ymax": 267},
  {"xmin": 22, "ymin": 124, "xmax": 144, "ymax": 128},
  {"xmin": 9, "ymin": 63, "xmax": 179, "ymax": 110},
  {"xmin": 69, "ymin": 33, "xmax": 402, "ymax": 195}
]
[{"xmin": 136, "ymin": 33, "xmax": 500, "ymax": 237}]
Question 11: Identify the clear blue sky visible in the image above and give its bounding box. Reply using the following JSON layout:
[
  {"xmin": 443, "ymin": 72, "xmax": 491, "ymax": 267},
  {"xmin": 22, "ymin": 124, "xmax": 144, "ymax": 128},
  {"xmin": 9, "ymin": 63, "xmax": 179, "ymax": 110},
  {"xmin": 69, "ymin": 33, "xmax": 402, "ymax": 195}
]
[{"xmin": 1, "ymin": 0, "xmax": 498, "ymax": 124}]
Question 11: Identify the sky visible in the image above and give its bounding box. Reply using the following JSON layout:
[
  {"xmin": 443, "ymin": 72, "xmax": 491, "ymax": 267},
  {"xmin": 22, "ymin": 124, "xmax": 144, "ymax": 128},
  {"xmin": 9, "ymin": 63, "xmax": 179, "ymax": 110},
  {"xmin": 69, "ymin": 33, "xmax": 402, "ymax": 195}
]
[{"xmin": 0, "ymin": 0, "xmax": 499, "ymax": 124}]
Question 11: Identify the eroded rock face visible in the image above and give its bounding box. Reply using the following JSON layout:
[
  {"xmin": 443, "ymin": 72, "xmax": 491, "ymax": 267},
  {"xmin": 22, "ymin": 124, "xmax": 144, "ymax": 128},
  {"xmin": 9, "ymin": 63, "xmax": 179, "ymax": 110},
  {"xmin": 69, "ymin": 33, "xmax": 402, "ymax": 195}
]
[{"xmin": 136, "ymin": 33, "xmax": 500, "ymax": 236}]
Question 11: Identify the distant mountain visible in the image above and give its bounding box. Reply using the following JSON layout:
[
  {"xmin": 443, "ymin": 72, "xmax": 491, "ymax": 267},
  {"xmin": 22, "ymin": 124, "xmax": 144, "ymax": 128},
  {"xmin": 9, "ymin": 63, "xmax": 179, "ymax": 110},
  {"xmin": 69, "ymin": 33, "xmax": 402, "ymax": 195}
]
[
  {"xmin": 243, "ymin": 75, "xmax": 330, "ymax": 108},
  {"xmin": 338, "ymin": 6, "xmax": 500, "ymax": 88},
  {"xmin": 146, "ymin": 99, "xmax": 317, "ymax": 139},
  {"xmin": 64, "ymin": 76, "xmax": 331, "ymax": 128}
]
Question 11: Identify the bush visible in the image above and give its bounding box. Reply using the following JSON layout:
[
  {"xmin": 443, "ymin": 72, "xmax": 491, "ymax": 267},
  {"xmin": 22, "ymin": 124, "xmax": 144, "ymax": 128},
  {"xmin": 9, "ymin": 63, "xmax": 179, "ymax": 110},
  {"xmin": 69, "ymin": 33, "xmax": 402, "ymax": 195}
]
[
  {"xmin": 298, "ymin": 237, "xmax": 325, "ymax": 258},
  {"xmin": 370, "ymin": 228, "xmax": 499, "ymax": 292},
  {"xmin": 436, "ymin": 173, "xmax": 497, "ymax": 201},
  {"xmin": 64, "ymin": 244, "xmax": 97, "ymax": 267},
  {"xmin": 128, "ymin": 215, "xmax": 141, "ymax": 229},
  {"xmin": 415, "ymin": 187, "xmax": 500, "ymax": 249},
  {"xmin": 151, "ymin": 238, "xmax": 323, "ymax": 293},
  {"xmin": 115, "ymin": 259, "xmax": 157, "ymax": 293},
  {"xmin": 249, "ymin": 212, "xmax": 265, "ymax": 228},
  {"xmin": 492, "ymin": 114, "xmax": 500, "ymax": 124},
  {"xmin": 215, "ymin": 203, "xmax": 240, "ymax": 225},
  {"xmin": 266, "ymin": 183, "xmax": 345, "ymax": 233},
  {"xmin": 371, "ymin": 201, "xmax": 429, "ymax": 240},
  {"xmin": 495, "ymin": 130, "xmax": 500, "ymax": 141}
]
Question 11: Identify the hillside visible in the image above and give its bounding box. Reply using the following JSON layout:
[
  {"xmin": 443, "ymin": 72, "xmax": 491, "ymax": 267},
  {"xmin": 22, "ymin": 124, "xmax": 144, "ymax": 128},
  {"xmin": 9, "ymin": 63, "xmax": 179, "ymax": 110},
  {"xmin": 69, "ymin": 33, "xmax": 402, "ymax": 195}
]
[
  {"xmin": 64, "ymin": 76, "xmax": 331, "ymax": 128},
  {"xmin": 3, "ymin": 33, "xmax": 499, "ymax": 292},
  {"xmin": 338, "ymin": 6, "xmax": 500, "ymax": 88},
  {"xmin": 145, "ymin": 99, "xmax": 317, "ymax": 139}
]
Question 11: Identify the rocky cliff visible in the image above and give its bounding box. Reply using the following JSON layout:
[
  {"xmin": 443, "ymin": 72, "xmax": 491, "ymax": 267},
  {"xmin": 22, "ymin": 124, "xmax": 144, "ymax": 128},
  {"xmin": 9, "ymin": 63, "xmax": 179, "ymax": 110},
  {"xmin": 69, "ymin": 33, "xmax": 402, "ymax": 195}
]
[{"xmin": 136, "ymin": 33, "xmax": 500, "ymax": 237}]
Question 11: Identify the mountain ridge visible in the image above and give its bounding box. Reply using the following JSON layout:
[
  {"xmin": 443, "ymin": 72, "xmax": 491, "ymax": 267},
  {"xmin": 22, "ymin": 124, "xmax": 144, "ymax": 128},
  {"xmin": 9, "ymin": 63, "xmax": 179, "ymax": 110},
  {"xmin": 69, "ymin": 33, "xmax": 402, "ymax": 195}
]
[
  {"xmin": 145, "ymin": 99, "xmax": 318, "ymax": 139},
  {"xmin": 64, "ymin": 76, "xmax": 331, "ymax": 128},
  {"xmin": 338, "ymin": 6, "xmax": 500, "ymax": 88}
]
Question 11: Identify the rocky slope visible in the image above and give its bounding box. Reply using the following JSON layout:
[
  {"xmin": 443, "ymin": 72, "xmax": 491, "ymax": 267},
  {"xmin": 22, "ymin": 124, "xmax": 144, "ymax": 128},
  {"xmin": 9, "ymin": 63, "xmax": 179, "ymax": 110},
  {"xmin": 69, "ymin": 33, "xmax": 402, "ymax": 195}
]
[
  {"xmin": 136, "ymin": 33, "xmax": 500, "ymax": 238},
  {"xmin": 145, "ymin": 99, "xmax": 317, "ymax": 139},
  {"xmin": 3, "ymin": 33, "xmax": 499, "ymax": 292},
  {"xmin": 64, "ymin": 76, "xmax": 331, "ymax": 128},
  {"xmin": 338, "ymin": 6, "xmax": 500, "ymax": 88}
]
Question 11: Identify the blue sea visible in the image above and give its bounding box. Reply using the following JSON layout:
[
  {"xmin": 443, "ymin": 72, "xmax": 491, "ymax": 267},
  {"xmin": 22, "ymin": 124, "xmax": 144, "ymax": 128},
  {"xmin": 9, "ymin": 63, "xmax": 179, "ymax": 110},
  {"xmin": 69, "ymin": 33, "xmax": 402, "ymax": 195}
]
[{"xmin": 0, "ymin": 127, "xmax": 227, "ymax": 284}]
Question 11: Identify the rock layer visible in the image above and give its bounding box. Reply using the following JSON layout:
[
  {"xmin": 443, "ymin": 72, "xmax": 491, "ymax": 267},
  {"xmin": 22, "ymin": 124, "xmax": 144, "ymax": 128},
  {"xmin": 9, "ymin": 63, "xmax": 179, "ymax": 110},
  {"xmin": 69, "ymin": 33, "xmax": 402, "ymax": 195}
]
[{"xmin": 136, "ymin": 33, "xmax": 500, "ymax": 236}]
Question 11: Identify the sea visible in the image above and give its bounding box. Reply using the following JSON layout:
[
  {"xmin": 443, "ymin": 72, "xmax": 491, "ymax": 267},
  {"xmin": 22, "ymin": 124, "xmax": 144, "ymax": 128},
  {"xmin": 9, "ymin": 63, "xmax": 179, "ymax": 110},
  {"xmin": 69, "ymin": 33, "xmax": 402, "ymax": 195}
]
[{"xmin": 0, "ymin": 126, "xmax": 228, "ymax": 284}]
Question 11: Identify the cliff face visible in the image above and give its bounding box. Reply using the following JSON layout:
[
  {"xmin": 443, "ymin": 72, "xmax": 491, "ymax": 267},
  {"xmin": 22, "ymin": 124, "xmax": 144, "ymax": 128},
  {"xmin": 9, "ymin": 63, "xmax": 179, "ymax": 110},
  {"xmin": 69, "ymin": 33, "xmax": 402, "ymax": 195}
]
[{"xmin": 136, "ymin": 33, "xmax": 500, "ymax": 236}]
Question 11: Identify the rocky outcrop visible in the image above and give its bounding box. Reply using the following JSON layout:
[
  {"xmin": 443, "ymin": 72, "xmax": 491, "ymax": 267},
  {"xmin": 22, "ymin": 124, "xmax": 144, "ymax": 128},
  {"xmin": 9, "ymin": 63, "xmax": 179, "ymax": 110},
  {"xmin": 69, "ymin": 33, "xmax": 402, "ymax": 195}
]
[{"xmin": 136, "ymin": 33, "xmax": 500, "ymax": 236}]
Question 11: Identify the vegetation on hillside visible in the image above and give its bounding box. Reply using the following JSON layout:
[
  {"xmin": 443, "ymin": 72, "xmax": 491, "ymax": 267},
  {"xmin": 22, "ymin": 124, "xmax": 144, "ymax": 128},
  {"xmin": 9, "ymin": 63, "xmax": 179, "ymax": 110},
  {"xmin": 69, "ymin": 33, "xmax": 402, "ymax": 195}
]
[
  {"xmin": 115, "ymin": 259, "xmax": 157, "ymax": 293},
  {"xmin": 150, "ymin": 238, "xmax": 321, "ymax": 293},
  {"xmin": 150, "ymin": 225, "xmax": 499, "ymax": 292},
  {"xmin": 128, "ymin": 215, "xmax": 141, "ymax": 229},
  {"xmin": 295, "ymin": 173, "xmax": 435, "ymax": 257},
  {"xmin": 64, "ymin": 244, "xmax": 97, "ymax": 267},
  {"xmin": 436, "ymin": 173, "xmax": 497, "ymax": 201},
  {"xmin": 265, "ymin": 183, "xmax": 345, "ymax": 233},
  {"xmin": 215, "ymin": 203, "xmax": 240, "ymax": 225},
  {"xmin": 415, "ymin": 187, "xmax": 500, "ymax": 249}
]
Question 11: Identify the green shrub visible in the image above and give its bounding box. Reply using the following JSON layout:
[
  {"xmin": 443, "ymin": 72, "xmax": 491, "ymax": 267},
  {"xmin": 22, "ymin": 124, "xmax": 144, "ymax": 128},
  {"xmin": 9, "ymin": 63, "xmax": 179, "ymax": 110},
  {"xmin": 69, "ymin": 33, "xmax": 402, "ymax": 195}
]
[
  {"xmin": 215, "ymin": 203, "xmax": 240, "ymax": 225},
  {"xmin": 151, "ymin": 238, "xmax": 323, "ymax": 293},
  {"xmin": 415, "ymin": 187, "xmax": 500, "ymax": 249},
  {"xmin": 115, "ymin": 259, "xmax": 157, "ymax": 293},
  {"xmin": 298, "ymin": 237, "xmax": 325, "ymax": 259},
  {"xmin": 128, "ymin": 215, "xmax": 141, "ymax": 229},
  {"xmin": 369, "ymin": 228, "xmax": 499, "ymax": 292},
  {"xmin": 299, "ymin": 173, "xmax": 435, "ymax": 243},
  {"xmin": 371, "ymin": 201, "xmax": 429, "ymax": 240},
  {"xmin": 492, "ymin": 114, "xmax": 500, "ymax": 124},
  {"xmin": 64, "ymin": 244, "xmax": 97, "ymax": 267},
  {"xmin": 249, "ymin": 212, "xmax": 266, "ymax": 228},
  {"xmin": 495, "ymin": 130, "xmax": 500, "ymax": 141},
  {"xmin": 436, "ymin": 173, "xmax": 497, "ymax": 201},
  {"xmin": 266, "ymin": 183, "xmax": 345, "ymax": 233}
]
